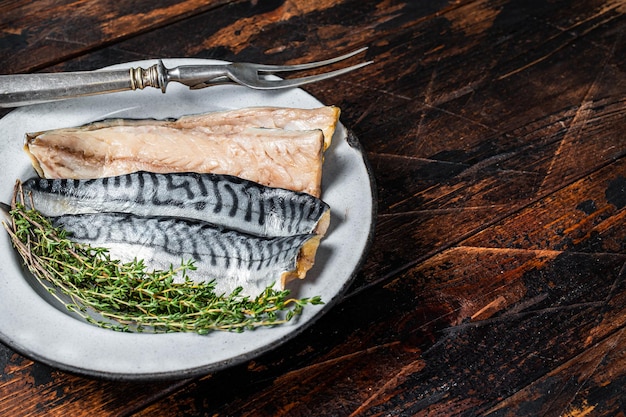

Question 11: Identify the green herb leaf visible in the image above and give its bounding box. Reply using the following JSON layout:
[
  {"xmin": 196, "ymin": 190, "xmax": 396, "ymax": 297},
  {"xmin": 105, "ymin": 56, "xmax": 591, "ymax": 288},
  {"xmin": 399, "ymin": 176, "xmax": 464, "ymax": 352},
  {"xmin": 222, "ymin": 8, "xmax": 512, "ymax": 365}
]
[{"xmin": 2, "ymin": 181, "xmax": 324, "ymax": 334}]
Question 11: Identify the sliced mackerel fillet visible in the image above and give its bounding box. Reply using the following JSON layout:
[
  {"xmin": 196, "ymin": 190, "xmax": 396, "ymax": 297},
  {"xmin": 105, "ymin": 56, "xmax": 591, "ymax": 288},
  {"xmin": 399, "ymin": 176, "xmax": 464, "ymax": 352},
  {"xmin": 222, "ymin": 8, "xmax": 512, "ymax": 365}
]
[
  {"xmin": 24, "ymin": 106, "xmax": 340, "ymax": 197},
  {"xmin": 25, "ymin": 127, "xmax": 325, "ymax": 197}
]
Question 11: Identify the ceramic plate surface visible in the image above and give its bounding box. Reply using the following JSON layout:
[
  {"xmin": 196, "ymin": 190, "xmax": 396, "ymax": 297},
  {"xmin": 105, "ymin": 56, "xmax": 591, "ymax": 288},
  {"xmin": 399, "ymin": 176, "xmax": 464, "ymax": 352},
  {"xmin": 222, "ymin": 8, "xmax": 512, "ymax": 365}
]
[{"xmin": 0, "ymin": 59, "xmax": 376, "ymax": 380}]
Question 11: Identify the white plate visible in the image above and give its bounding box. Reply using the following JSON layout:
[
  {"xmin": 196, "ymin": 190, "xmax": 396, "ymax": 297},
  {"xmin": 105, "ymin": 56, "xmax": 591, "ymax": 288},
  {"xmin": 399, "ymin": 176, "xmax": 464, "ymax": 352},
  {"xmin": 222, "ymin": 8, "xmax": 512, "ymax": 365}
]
[{"xmin": 0, "ymin": 59, "xmax": 376, "ymax": 380}]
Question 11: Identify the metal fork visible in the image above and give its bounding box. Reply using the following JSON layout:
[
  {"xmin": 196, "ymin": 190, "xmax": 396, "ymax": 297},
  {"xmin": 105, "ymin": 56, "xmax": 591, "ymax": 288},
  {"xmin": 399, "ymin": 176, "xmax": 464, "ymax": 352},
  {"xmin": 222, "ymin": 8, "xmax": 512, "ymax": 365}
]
[{"xmin": 0, "ymin": 48, "xmax": 370, "ymax": 108}]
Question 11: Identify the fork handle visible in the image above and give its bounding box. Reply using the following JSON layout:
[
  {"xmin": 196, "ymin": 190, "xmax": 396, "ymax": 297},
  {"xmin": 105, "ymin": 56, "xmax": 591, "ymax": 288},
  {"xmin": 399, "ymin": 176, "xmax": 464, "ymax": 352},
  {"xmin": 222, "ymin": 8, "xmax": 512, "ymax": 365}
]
[
  {"xmin": 0, "ymin": 62, "xmax": 167, "ymax": 108},
  {"xmin": 165, "ymin": 65, "xmax": 230, "ymax": 89}
]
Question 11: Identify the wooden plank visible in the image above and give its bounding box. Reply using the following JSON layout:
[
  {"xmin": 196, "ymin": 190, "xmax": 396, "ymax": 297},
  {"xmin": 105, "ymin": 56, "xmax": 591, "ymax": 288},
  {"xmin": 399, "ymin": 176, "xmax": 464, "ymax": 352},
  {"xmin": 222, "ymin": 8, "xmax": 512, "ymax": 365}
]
[
  {"xmin": 0, "ymin": 0, "xmax": 236, "ymax": 74},
  {"xmin": 0, "ymin": 346, "xmax": 191, "ymax": 416},
  {"xmin": 43, "ymin": 0, "xmax": 466, "ymax": 72},
  {"xmin": 463, "ymin": 158, "xmax": 626, "ymax": 253},
  {"xmin": 484, "ymin": 329, "xmax": 626, "ymax": 416},
  {"xmin": 348, "ymin": 7, "xmax": 626, "ymax": 287}
]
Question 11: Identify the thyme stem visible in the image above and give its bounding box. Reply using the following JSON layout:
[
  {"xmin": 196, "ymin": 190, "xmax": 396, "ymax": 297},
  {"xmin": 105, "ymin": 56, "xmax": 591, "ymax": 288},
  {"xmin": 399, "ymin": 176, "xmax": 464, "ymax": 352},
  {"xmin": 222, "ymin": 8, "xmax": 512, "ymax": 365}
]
[{"xmin": 2, "ymin": 181, "xmax": 323, "ymax": 334}]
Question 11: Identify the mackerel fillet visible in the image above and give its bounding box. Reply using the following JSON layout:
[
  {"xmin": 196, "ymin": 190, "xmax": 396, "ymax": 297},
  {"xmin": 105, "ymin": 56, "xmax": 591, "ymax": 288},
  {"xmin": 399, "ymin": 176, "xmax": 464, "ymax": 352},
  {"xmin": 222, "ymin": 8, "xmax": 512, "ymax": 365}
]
[
  {"xmin": 22, "ymin": 172, "xmax": 330, "ymax": 237},
  {"xmin": 52, "ymin": 212, "xmax": 322, "ymax": 296},
  {"xmin": 24, "ymin": 106, "xmax": 340, "ymax": 197}
]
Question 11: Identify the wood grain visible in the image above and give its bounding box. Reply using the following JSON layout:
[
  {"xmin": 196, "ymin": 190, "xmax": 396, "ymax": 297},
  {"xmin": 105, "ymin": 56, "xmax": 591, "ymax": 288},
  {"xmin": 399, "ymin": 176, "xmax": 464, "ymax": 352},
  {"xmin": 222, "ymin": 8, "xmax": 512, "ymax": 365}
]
[{"xmin": 0, "ymin": 0, "xmax": 235, "ymax": 73}]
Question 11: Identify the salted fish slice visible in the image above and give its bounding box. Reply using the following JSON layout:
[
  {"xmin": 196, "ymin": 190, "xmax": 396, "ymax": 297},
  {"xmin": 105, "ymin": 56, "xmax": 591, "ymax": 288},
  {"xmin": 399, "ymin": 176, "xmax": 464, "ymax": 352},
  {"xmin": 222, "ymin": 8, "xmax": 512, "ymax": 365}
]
[
  {"xmin": 22, "ymin": 172, "xmax": 330, "ymax": 237},
  {"xmin": 32, "ymin": 106, "xmax": 338, "ymax": 150},
  {"xmin": 52, "ymin": 212, "xmax": 322, "ymax": 297},
  {"xmin": 26, "ymin": 127, "xmax": 324, "ymax": 197},
  {"xmin": 24, "ymin": 106, "xmax": 341, "ymax": 197}
]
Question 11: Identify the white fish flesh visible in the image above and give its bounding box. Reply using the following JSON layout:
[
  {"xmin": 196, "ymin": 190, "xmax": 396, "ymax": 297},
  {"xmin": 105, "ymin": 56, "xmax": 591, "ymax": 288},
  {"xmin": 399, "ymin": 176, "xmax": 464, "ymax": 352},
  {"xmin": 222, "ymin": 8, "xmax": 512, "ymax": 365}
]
[
  {"xmin": 26, "ymin": 125, "xmax": 323, "ymax": 197},
  {"xmin": 24, "ymin": 106, "xmax": 340, "ymax": 197},
  {"xmin": 26, "ymin": 128, "xmax": 324, "ymax": 197},
  {"xmin": 22, "ymin": 171, "xmax": 331, "ymax": 237},
  {"xmin": 51, "ymin": 212, "xmax": 322, "ymax": 296},
  {"xmin": 173, "ymin": 106, "xmax": 339, "ymax": 150}
]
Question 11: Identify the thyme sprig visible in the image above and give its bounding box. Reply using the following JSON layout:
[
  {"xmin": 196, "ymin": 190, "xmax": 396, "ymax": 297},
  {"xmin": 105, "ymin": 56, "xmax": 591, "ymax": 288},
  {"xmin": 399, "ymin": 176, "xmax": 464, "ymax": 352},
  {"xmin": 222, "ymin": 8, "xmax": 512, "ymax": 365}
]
[{"xmin": 2, "ymin": 181, "xmax": 323, "ymax": 334}]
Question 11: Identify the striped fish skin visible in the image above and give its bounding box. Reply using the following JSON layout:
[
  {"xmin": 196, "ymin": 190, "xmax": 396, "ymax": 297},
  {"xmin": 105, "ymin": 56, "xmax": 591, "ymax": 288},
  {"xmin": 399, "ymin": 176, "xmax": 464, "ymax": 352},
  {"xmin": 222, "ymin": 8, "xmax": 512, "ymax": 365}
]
[
  {"xmin": 52, "ymin": 212, "xmax": 321, "ymax": 296},
  {"xmin": 23, "ymin": 171, "xmax": 330, "ymax": 238}
]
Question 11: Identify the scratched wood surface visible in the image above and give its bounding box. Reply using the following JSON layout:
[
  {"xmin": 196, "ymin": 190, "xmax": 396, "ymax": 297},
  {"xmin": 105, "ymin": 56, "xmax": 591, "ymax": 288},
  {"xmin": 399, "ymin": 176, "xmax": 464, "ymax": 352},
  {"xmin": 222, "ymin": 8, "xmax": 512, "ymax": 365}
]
[{"xmin": 2, "ymin": 0, "xmax": 626, "ymax": 415}]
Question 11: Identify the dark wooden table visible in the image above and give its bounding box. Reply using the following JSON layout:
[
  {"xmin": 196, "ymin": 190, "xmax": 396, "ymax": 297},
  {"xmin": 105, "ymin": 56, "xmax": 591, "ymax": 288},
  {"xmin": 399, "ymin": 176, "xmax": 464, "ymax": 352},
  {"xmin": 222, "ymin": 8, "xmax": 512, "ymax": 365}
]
[{"xmin": 2, "ymin": 0, "xmax": 626, "ymax": 415}]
